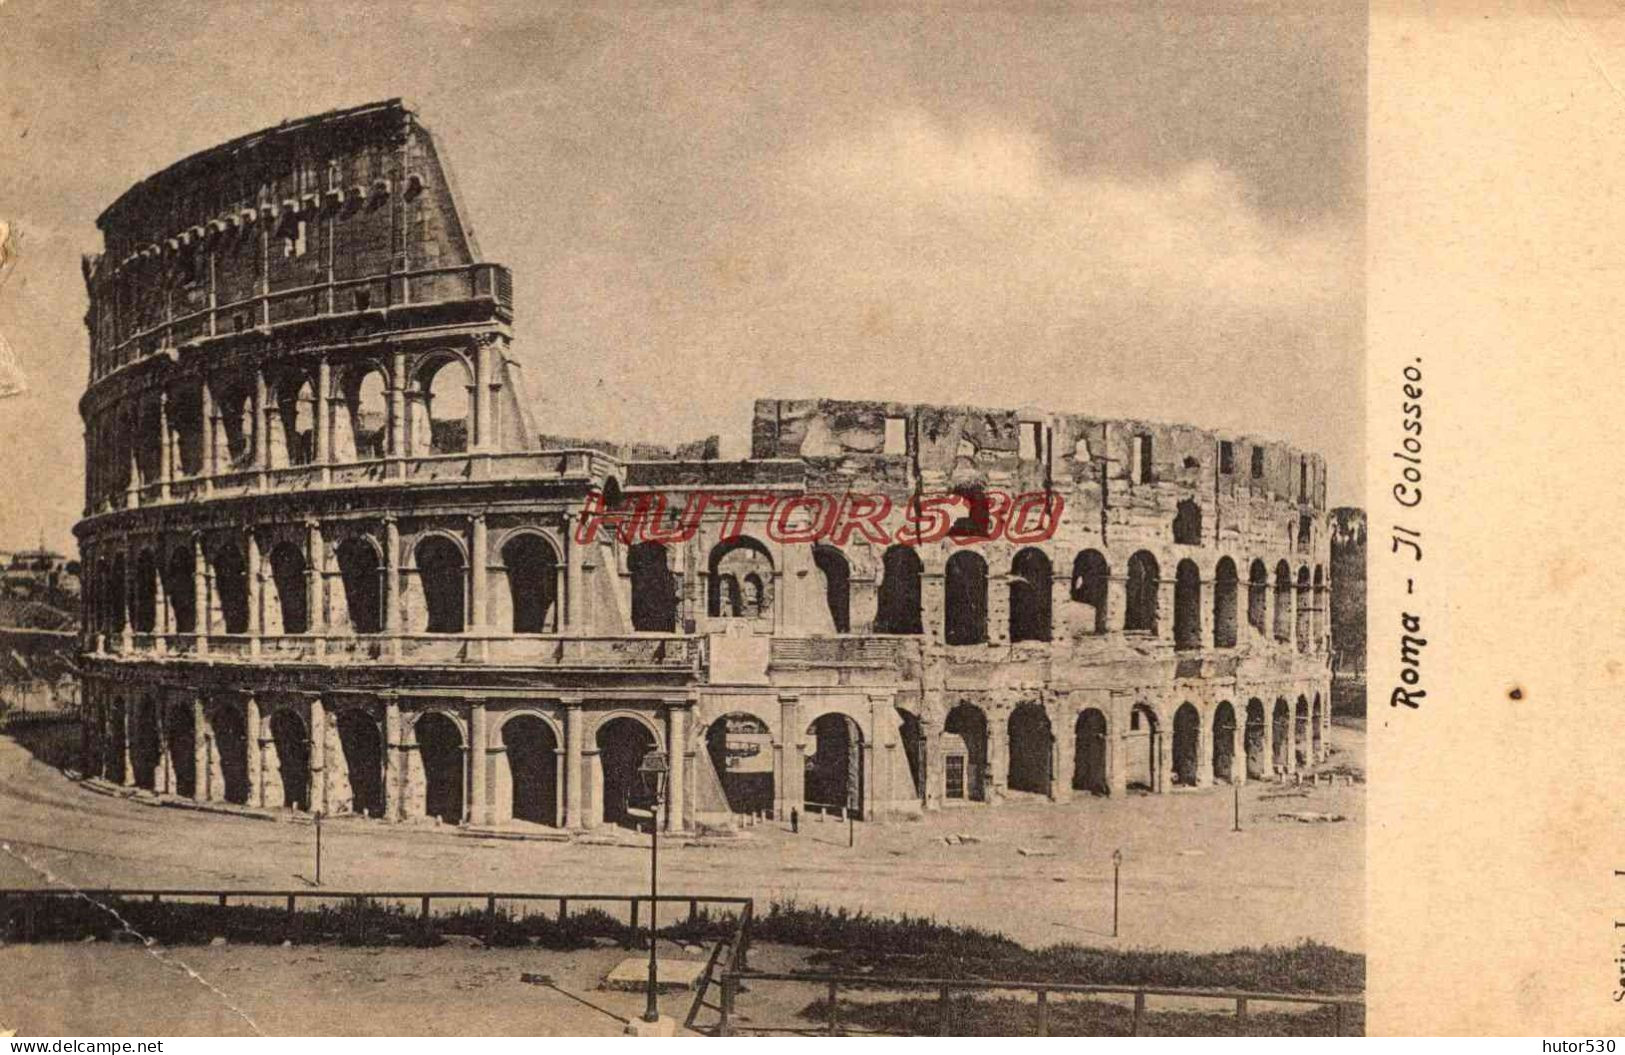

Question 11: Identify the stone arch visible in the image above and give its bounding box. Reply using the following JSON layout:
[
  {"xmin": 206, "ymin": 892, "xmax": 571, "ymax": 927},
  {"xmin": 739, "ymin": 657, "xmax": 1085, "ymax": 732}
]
[
  {"xmin": 162, "ymin": 544, "xmax": 197, "ymax": 634},
  {"xmin": 215, "ymin": 379, "xmax": 255, "ymax": 469},
  {"xmin": 703, "ymin": 712, "xmax": 775, "ymax": 817},
  {"xmin": 708, "ymin": 536, "xmax": 773, "ymax": 619},
  {"xmin": 268, "ymin": 709, "xmax": 310, "ymax": 810},
  {"xmin": 337, "ymin": 362, "xmax": 390, "ymax": 462},
  {"xmin": 412, "ymin": 352, "xmax": 473, "ymax": 456},
  {"xmin": 132, "ymin": 550, "xmax": 159, "ymax": 632},
  {"xmin": 596, "ymin": 714, "xmax": 658, "ymax": 829},
  {"xmin": 1245, "ymin": 698, "xmax": 1267, "ymax": 779},
  {"xmin": 1212, "ymin": 701, "xmax": 1237, "ymax": 783},
  {"xmin": 1213, "ymin": 557, "xmax": 1238, "ymax": 648},
  {"xmin": 501, "ymin": 531, "xmax": 561, "ymax": 633},
  {"xmin": 875, "ymin": 546, "xmax": 923, "ymax": 635},
  {"xmin": 1125, "ymin": 551, "xmax": 1160, "ymax": 634},
  {"xmin": 1296, "ymin": 566, "xmax": 1313, "ymax": 651},
  {"xmin": 943, "ymin": 701, "xmax": 988, "ymax": 802},
  {"xmin": 266, "ymin": 541, "xmax": 308, "ymax": 634},
  {"xmin": 211, "ymin": 541, "xmax": 249, "ymax": 635},
  {"xmin": 106, "ymin": 697, "xmax": 128, "ymax": 784},
  {"xmin": 1073, "ymin": 708, "xmax": 1109, "ymax": 795},
  {"xmin": 1247, "ymin": 559, "xmax": 1268, "ymax": 636},
  {"xmin": 1172, "ymin": 702, "xmax": 1201, "ymax": 786},
  {"xmin": 335, "ymin": 709, "xmax": 385, "ymax": 818},
  {"xmin": 1274, "ymin": 560, "xmax": 1293, "ymax": 641},
  {"xmin": 812, "ymin": 544, "xmax": 851, "ymax": 633},
  {"xmin": 107, "ymin": 553, "xmax": 127, "ymax": 634},
  {"xmin": 1126, "ymin": 702, "xmax": 1162, "ymax": 791},
  {"xmin": 1272, "ymin": 697, "xmax": 1292, "ymax": 771},
  {"xmin": 804, "ymin": 712, "xmax": 864, "ymax": 818},
  {"xmin": 131, "ymin": 695, "xmax": 160, "ymax": 790},
  {"xmin": 1311, "ymin": 693, "xmax": 1324, "ymax": 762},
  {"xmin": 1007, "ymin": 702, "xmax": 1053, "ymax": 795},
  {"xmin": 1173, "ymin": 559, "xmax": 1201, "ymax": 650},
  {"xmin": 415, "ymin": 534, "xmax": 467, "ymax": 633},
  {"xmin": 208, "ymin": 702, "xmax": 251, "ymax": 805},
  {"xmin": 1295, "ymin": 694, "xmax": 1311, "ymax": 766},
  {"xmin": 1070, "ymin": 550, "xmax": 1109, "ymax": 634},
  {"xmin": 165, "ymin": 700, "xmax": 196, "ymax": 795},
  {"xmin": 944, "ymin": 550, "xmax": 988, "ymax": 645},
  {"xmin": 275, "ymin": 371, "xmax": 319, "ymax": 467},
  {"xmin": 1009, "ymin": 548, "xmax": 1052, "ymax": 643},
  {"xmin": 628, "ymin": 541, "xmax": 678, "ymax": 632},
  {"xmin": 415, "ymin": 711, "xmax": 465, "ymax": 823},
  {"xmin": 500, "ymin": 713, "xmax": 560, "ymax": 826},
  {"xmin": 335, "ymin": 535, "xmax": 384, "ymax": 634}
]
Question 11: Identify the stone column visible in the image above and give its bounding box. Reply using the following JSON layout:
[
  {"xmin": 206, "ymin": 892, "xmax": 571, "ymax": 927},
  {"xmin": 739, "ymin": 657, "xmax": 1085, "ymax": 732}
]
[
  {"xmin": 473, "ymin": 337, "xmax": 492, "ymax": 452},
  {"xmin": 121, "ymin": 703, "xmax": 135, "ymax": 787},
  {"xmin": 665, "ymin": 701, "xmax": 687, "ymax": 833},
  {"xmin": 315, "ymin": 356, "xmax": 330, "ymax": 477},
  {"xmin": 200, "ymin": 378, "xmax": 216, "ymax": 487},
  {"xmin": 246, "ymin": 530, "xmax": 262, "ymax": 656},
  {"xmin": 245, "ymin": 695, "xmax": 262, "ymax": 807},
  {"xmin": 1232, "ymin": 715, "xmax": 1246, "ymax": 787},
  {"xmin": 776, "ymin": 693, "xmax": 800, "ymax": 818},
  {"xmin": 867, "ymin": 694, "xmax": 893, "ymax": 817},
  {"xmin": 1052, "ymin": 703, "xmax": 1075, "ymax": 804},
  {"xmin": 563, "ymin": 531, "xmax": 583, "ymax": 632},
  {"xmin": 120, "ymin": 548, "xmax": 134, "ymax": 649},
  {"xmin": 1154, "ymin": 724, "xmax": 1171, "ymax": 793},
  {"xmin": 1194, "ymin": 705, "xmax": 1214, "ymax": 788},
  {"xmin": 921, "ymin": 714, "xmax": 942, "ymax": 810},
  {"xmin": 383, "ymin": 696, "xmax": 402, "ymax": 821},
  {"xmin": 384, "ymin": 516, "xmax": 401, "ymax": 656},
  {"xmin": 254, "ymin": 369, "xmax": 270, "ymax": 478},
  {"xmin": 192, "ymin": 533, "xmax": 209, "ymax": 655},
  {"xmin": 470, "ymin": 515, "xmax": 487, "ymax": 633},
  {"xmin": 1283, "ymin": 705, "xmax": 1297, "ymax": 776},
  {"xmin": 309, "ymin": 695, "xmax": 327, "ymax": 814},
  {"xmin": 306, "ymin": 520, "xmax": 325, "ymax": 638},
  {"xmin": 1261, "ymin": 704, "xmax": 1277, "ymax": 778},
  {"xmin": 156, "ymin": 700, "xmax": 173, "ymax": 794},
  {"xmin": 192, "ymin": 696, "xmax": 208, "ymax": 800},
  {"xmin": 468, "ymin": 698, "xmax": 487, "ymax": 826},
  {"xmin": 1106, "ymin": 575, "xmax": 1128, "ymax": 633},
  {"xmin": 388, "ymin": 348, "xmax": 407, "ymax": 463},
  {"xmin": 158, "ymin": 388, "xmax": 172, "ymax": 498},
  {"xmin": 987, "ymin": 711, "xmax": 1008, "ymax": 799},
  {"xmin": 563, "ymin": 698, "xmax": 584, "ymax": 829},
  {"xmin": 1106, "ymin": 704, "xmax": 1126, "ymax": 797}
]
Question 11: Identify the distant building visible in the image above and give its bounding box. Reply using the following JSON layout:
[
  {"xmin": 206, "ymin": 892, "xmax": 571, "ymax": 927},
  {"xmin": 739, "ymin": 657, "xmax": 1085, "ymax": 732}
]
[
  {"xmin": 1329, "ymin": 508, "xmax": 1366, "ymax": 715},
  {"xmin": 1, "ymin": 548, "xmax": 80, "ymax": 609}
]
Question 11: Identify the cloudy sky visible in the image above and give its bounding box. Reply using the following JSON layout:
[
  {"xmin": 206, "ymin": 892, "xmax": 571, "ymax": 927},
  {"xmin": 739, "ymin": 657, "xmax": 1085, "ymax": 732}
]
[{"xmin": 0, "ymin": 0, "xmax": 1364, "ymax": 551}]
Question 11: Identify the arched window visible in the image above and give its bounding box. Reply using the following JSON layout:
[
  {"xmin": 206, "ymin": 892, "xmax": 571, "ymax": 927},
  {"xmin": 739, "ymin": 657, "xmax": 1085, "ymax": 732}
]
[
  {"xmin": 212, "ymin": 544, "xmax": 250, "ymax": 635},
  {"xmin": 1172, "ymin": 499, "xmax": 1203, "ymax": 545},
  {"xmin": 944, "ymin": 550, "xmax": 988, "ymax": 645},
  {"xmin": 132, "ymin": 550, "xmax": 158, "ymax": 632},
  {"xmin": 1173, "ymin": 559, "xmax": 1201, "ymax": 650},
  {"xmin": 171, "ymin": 385, "xmax": 205, "ymax": 477},
  {"xmin": 336, "ymin": 537, "xmax": 383, "ymax": 634},
  {"xmin": 216, "ymin": 383, "xmax": 254, "ymax": 469},
  {"xmin": 269, "ymin": 542, "xmax": 309, "ymax": 634},
  {"xmin": 628, "ymin": 542, "xmax": 677, "ymax": 632},
  {"xmin": 1247, "ymin": 559, "xmax": 1268, "ymax": 635},
  {"xmin": 1312, "ymin": 564, "xmax": 1326, "ymax": 649},
  {"xmin": 1273, "ymin": 560, "xmax": 1293, "ymax": 641},
  {"xmin": 162, "ymin": 546, "xmax": 196, "ymax": 634},
  {"xmin": 1070, "ymin": 550, "xmax": 1109, "ymax": 634},
  {"xmin": 1213, "ymin": 557, "xmax": 1238, "ymax": 648},
  {"xmin": 502, "ymin": 534, "xmax": 560, "ymax": 633},
  {"xmin": 1009, "ymin": 548, "xmax": 1052, "ymax": 643},
  {"xmin": 874, "ymin": 545, "xmax": 922, "ymax": 635},
  {"xmin": 416, "ymin": 536, "xmax": 466, "ymax": 633},
  {"xmin": 416, "ymin": 357, "xmax": 471, "ymax": 456},
  {"xmin": 708, "ymin": 537, "xmax": 773, "ymax": 619},
  {"xmin": 1125, "ymin": 551, "xmax": 1159, "ymax": 634},
  {"xmin": 344, "ymin": 368, "xmax": 389, "ymax": 461},
  {"xmin": 812, "ymin": 544, "xmax": 851, "ymax": 633},
  {"xmin": 1296, "ymin": 565, "xmax": 1312, "ymax": 651},
  {"xmin": 277, "ymin": 375, "xmax": 318, "ymax": 467}
]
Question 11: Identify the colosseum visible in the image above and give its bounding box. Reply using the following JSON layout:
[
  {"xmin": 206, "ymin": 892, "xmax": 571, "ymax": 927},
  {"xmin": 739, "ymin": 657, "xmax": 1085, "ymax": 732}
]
[{"xmin": 74, "ymin": 100, "xmax": 1333, "ymax": 835}]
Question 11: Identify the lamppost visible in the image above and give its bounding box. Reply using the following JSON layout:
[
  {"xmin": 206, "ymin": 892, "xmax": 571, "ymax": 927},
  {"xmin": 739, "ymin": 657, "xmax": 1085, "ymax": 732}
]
[{"xmin": 635, "ymin": 750, "xmax": 669, "ymax": 1028}]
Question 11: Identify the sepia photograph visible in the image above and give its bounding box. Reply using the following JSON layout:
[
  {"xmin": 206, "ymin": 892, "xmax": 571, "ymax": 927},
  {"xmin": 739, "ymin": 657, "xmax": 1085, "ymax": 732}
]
[{"xmin": 0, "ymin": 0, "xmax": 1374, "ymax": 1039}]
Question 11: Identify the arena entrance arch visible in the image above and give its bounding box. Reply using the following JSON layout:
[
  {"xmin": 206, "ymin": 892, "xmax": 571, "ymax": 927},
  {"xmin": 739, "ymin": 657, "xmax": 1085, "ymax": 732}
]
[
  {"xmin": 336, "ymin": 711, "xmax": 385, "ymax": 818},
  {"xmin": 943, "ymin": 702, "xmax": 988, "ymax": 802},
  {"xmin": 1245, "ymin": 699, "xmax": 1267, "ymax": 779},
  {"xmin": 164, "ymin": 701, "xmax": 197, "ymax": 798},
  {"xmin": 1126, "ymin": 703, "xmax": 1162, "ymax": 792},
  {"xmin": 132, "ymin": 696, "xmax": 160, "ymax": 790},
  {"xmin": 501, "ymin": 715, "xmax": 560, "ymax": 826},
  {"xmin": 1172, "ymin": 703, "xmax": 1200, "ymax": 787},
  {"xmin": 805, "ymin": 713, "xmax": 864, "ymax": 819},
  {"xmin": 416, "ymin": 713, "xmax": 465, "ymax": 824},
  {"xmin": 1073, "ymin": 708, "xmax": 1109, "ymax": 795},
  {"xmin": 1272, "ymin": 698, "xmax": 1292, "ymax": 772},
  {"xmin": 1295, "ymin": 696, "xmax": 1311, "ymax": 767},
  {"xmin": 210, "ymin": 704, "xmax": 251, "ymax": 805},
  {"xmin": 1312, "ymin": 694, "xmax": 1325, "ymax": 761},
  {"xmin": 597, "ymin": 716, "xmax": 657, "ymax": 829},
  {"xmin": 704, "ymin": 713, "xmax": 775, "ymax": 817},
  {"xmin": 1212, "ymin": 702, "xmax": 1237, "ymax": 784},
  {"xmin": 107, "ymin": 698, "xmax": 128, "ymax": 784},
  {"xmin": 1006, "ymin": 703, "xmax": 1053, "ymax": 796},
  {"xmin": 269, "ymin": 710, "xmax": 310, "ymax": 810}
]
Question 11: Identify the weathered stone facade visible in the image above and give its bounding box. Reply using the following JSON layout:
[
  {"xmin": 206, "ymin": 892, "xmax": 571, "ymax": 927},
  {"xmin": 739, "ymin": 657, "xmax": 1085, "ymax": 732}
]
[{"xmin": 75, "ymin": 101, "xmax": 1332, "ymax": 835}]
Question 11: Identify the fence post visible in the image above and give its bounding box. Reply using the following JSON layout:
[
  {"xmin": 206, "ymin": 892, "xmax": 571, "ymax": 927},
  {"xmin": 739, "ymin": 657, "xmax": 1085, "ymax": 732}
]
[
  {"xmin": 218, "ymin": 893, "xmax": 229, "ymax": 907},
  {"xmin": 827, "ymin": 980, "xmax": 840, "ymax": 1036},
  {"xmin": 689, "ymin": 899, "xmax": 699, "ymax": 925},
  {"xmin": 1236, "ymin": 997, "xmax": 1249, "ymax": 1026},
  {"xmin": 1131, "ymin": 991, "xmax": 1145, "ymax": 1036},
  {"xmin": 557, "ymin": 898, "xmax": 568, "ymax": 924},
  {"xmin": 938, "ymin": 987, "xmax": 952, "ymax": 1036},
  {"xmin": 1036, "ymin": 990, "xmax": 1048, "ymax": 1036},
  {"xmin": 485, "ymin": 895, "xmax": 497, "ymax": 945},
  {"xmin": 420, "ymin": 896, "xmax": 431, "ymax": 920},
  {"xmin": 628, "ymin": 898, "xmax": 639, "ymax": 949},
  {"xmin": 719, "ymin": 974, "xmax": 735, "ymax": 1037}
]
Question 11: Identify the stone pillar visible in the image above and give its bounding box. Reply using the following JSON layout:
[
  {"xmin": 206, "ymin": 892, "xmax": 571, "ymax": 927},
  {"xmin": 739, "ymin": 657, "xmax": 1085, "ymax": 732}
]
[
  {"xmin": 1195, "ymin": 705, "xmax": 1214, "ymax": 788},
  {"xmin": 563, "ymin": 699, "xmax": 584, "ymax": 829},
  {"xmin": 867, "ymin": 694, "xmax": 892, "ymax": 817},
  {"xmin": 1283, "ymin": 705, "xmax": 1297, "ymax": 776},
  {"xmin": 384, "ymin": 696, "xmax": 402, "ymax": 821},
  {"xmin": 309, "ymin": 695, "xmax": 327, "ymax": 814},
  {"xmin": 665, "ymin": 702, "xmax": 687, "ymax": 833},
  {"xmin": 1157, "ymin": 577, "xmax": 1175, "ymax": 643},
  {"xmin": 776, "ymin": 693, "xmax": 800, "ymax": 818},
  {"xmin": 388, "ymin": 348, "xmax": 407, "ymax": 463},
  {"xmin": 192, "ymin": 533, "xmax": 209, "ymax": 655},
  {"xmin": 564, "ymin": 531, "xmax": 583, "ymax": 632},
  {"xmin": 1106, "ymin": 575, "xmax": 1127, "ymax": 632},
  {"xmin": 473, "ymin": 338, "xmax": 492, "ymax": 452},
  {"xmin": 468, "ymin": 698, "xmax": 487, "ymax": 826},
  {"xmin": 192, "ymin": 696, "xmax": 208, "ymax": 800},
  {"xmin": 1261, "ymin": 704, "xmax": 1277, "ymax": 778},
  {"xmin": 121, "ymin": 702, "xmax": 135, "ymax": 787},
  {"xmin": 921, "ymin": 714, "xmax": 942, "ymax": 810},
  {"xmin": 1154, "ymin": 724, "xmax": 1171, "ymax": 793},
  {"xmin": 470, "ymin": 515, "xmax": 487, "ymax": 633},
  {"xmin": 158, "ymin": 388, "xmax": 172, "ymax": 498},
  {"xmin": 383, "ymin": 516, "xmax": 401, "ymax": 656},
  {"xmin": 1106, "ymin": 704, "xmax": 1126, "ymax": 797},
  {"xmin": 156, "ymin": 700, "xmax": 173, "ymax": 794},
  {"xmin": 245, "ymin": 695, "xmax": 262, "ymax": 807},
  {"xmin": 1052, "ymin": 703, "xmax": 1075, "ymax": 804},
  {"xmin": 120, "ymin": 550, "xmax": 134, "ymax": 649},
  {"xmin": 254, "ymin": 369, "xmax": 270, "ymax": 476},
  {"xmin": 315, "ymin": 356, "xmax": 330, "ymax": 473},
  {"xmin": 306, "ymin": 520, "xmax": 325, "ymax": 638},
  {"xmin": 987, "ymin": 711, "xmax": 1008, "ymax": 799},
  {"xmin": 1232, "ymin": 715, "xmax": 1246, "ymax": 786},
  {"xmin": 201, "ymin": 379, "xmax": 216, "ymax": 485},
  {"xmin": 921, "ymin": 570, "xmax": 945, "ymax": 645}
]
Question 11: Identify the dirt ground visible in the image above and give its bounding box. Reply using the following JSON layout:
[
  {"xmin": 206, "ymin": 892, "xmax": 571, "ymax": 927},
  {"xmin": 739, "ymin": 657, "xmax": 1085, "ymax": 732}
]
[{"xmin": 0, "ymin": 722, "xmax": 1362, "ymax": 1035}]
